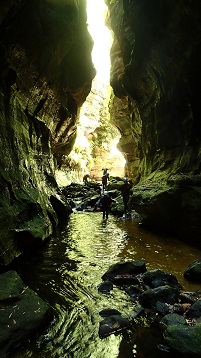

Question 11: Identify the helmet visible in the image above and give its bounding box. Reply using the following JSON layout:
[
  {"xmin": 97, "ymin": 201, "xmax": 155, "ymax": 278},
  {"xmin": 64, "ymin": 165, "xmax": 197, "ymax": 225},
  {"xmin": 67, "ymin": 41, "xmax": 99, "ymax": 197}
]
[
  {"xmin": 104, "ymin": 191, "xmax": 108, "ymax": 195},
  {"xmin": 123, "ymin": 177, "xmax": 128, "ymax": 182}
]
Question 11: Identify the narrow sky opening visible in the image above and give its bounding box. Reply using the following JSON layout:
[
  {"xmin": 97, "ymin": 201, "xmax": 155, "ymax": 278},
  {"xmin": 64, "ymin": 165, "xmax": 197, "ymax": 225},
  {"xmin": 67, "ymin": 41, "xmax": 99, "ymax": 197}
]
[
  {"xmin": 86, "ymin": 0, "xmax": 126, "ymax": 178},
  {"xmin": 65, "ymin": 0, "xmax": 125, "ymax": 182},
  {"xmin": 87, "ymin": 0, "xmax": 112, "ymax": 83}
]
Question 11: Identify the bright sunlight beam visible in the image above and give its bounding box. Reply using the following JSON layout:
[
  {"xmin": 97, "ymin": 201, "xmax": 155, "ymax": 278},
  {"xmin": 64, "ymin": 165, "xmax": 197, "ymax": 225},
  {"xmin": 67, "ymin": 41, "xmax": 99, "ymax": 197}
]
[
  {"xmin": 56, "ymin": 0, "xmax": 125, "ymax": 186},
  {"xmin": 87, "ymin": 0, "xmax": 112, "ymax": 83}
]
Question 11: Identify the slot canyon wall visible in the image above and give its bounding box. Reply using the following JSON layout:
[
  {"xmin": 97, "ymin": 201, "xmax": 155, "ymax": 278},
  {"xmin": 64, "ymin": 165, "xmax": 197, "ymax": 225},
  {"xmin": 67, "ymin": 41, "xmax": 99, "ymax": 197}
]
[
  {"xmin": 0, "ymin": 0, "xmax": 95, "ymax": 265},
  {"xmin": 106, "ymin": 0, "xmax": 201, "ymax": 242}
]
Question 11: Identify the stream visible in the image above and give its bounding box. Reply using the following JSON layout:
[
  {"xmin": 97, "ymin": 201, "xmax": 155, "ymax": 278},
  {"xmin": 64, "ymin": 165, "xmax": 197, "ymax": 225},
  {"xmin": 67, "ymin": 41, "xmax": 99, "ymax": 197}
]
[{"xmin": 11, "ymin": 211, "xmax": 201, "ymax": 358}]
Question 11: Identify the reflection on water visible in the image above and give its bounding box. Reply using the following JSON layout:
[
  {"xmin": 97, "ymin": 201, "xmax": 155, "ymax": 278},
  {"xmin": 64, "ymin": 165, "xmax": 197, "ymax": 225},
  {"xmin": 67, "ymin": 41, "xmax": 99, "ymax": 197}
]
[{"xmin": 12, "ymin": 212, "xmax": 201, "ymax": 358}]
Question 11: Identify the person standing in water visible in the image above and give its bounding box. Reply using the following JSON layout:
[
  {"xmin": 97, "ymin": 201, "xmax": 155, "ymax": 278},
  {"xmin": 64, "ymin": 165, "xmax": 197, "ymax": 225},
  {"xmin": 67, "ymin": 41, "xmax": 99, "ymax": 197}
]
[
  {"xmin": 98, "ymin": 191, "xmax": 112, "ymax": 220},
  {"xmin": 102, "ymin": 166, "xmax": 108, "ymax": 175},
  {"xmin": 102, "ymin": 172, "xmax": 109, "ymax": 191},
  {"xmin": 121, "ymin": 177, "xmax": 132, "ymax": 215},
  {"xmin": 101, "ymin": 166, "xmax": 109, "ymax": 191},
  {"xmin": 83, "ymin": 173, "xmax": 90, "ymax": 185}
]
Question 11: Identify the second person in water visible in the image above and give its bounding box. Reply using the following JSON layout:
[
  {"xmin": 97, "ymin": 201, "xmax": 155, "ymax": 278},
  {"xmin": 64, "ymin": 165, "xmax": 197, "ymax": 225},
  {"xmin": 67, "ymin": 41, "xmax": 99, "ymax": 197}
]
[
  {"xmin": 121, "ymin": 177, "xmax": 132, "ymax": 216},
  {"xmin": 98, "ymin": 191, "xmax": 113, "ymax": 220}
]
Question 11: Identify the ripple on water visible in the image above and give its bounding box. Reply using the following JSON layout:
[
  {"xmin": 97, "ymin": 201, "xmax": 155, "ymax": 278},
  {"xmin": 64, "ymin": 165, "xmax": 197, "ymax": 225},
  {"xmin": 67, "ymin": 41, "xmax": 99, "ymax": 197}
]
[{"xmin": 12, "ymin": 211, "xmax": 201, "ymax": 358}]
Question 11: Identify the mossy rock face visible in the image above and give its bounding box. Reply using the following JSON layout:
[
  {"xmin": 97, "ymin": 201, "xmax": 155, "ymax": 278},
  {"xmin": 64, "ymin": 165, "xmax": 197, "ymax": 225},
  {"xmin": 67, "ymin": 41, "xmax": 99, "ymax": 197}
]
[
  {"xmin": 108, "ymin": 0, "xmax": 201, "ymax": 181},
  {"xmin": 108, "ymin": 0, "xmax": 201, "ymax": 243},
  {"xmin": 159, "ymin": 313, "xmax": 186, "ymax": 330},
  {"xmin": 129, "ymin": 179, "xmax": 201, "ymax": 245},
  {"xmin": 0, "ymin": 0, "xmax": 94, "ymax": 264},
  {"xmin": 0, "ymin": 271, "xmax": 52, "ymax": 358},
  {"xmin": 164, "ymin": 324, "xmax": 201, "ymax": 355}
]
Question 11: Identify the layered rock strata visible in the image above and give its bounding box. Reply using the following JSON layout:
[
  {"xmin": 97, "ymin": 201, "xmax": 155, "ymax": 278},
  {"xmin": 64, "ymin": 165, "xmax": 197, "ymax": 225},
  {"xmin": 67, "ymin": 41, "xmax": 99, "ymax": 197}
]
[
  {"xmin": 106, "ymin": 0, "xmax": 201, "ymax": 241},
  {"xmin": 0, "ymin": 0, "xmax": 95, "ymax": 264}
]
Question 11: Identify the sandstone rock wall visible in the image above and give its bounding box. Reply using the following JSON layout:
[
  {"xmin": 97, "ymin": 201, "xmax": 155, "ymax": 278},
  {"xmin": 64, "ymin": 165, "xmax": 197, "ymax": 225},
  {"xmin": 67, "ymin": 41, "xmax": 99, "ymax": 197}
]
[
  {"xmin": 106, "ymin": 0, "xmax": 201, "ymax": 242},
  {"xmin": 107, "ymin": 0, "xmax": 201, "ymax": 181},
  {"xmin": 0, "ymin": 0, "xmax": 95, "ymax": 264}
]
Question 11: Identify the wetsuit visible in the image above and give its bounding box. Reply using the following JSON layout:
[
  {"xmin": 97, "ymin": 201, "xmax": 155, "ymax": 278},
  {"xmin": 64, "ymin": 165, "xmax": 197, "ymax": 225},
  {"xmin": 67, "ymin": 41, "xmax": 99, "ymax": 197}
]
[
  {"xmin": 99, "ymin": 194, "xmax": 112, "ymax": 219},
  {"xmin": 121, "ymin": 182, "xmax": 131, "ymax": 214}
]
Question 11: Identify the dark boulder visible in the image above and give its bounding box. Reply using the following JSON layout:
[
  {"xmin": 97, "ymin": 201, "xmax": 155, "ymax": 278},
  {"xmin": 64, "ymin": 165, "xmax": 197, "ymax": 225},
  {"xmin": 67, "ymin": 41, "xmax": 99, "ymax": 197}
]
[
  {"xmin": 0, "ymin": 271, "xmax": 52, "ymax": 358},
  {"xmin": 125, "ymin": 285, "xmax": 144, "ymax": 299},
  {"xmin": 164, "ymin": 324, "xmax": 201, "ymax": 355},
  {"xmin": 179, "ymin": 291, "xmax": 198, "ymax": 304},
  {"xmin": 159, "ymin": 313, "xmax": 186, "ymax": 330},
  {"xmin": 111, "ymin": 274, "xmax": 141, "ymax": 286},
  {"xmin": 184, "ymin": 259, "xmax": 201, "ymax": 283},
  {"xmin": 98, "ymin": 281, "xmax": 113, "ymax": 294},
  {"xmin": 185, "ymin": 299, "xmax": 201, "ymax": 318},
  {"xmin": 102, "ymin": 261, "xmax": 146, "ymax": 282},
  {"xmin": 99, "ymin": 315, "xmax": 130, "ymax": 338},
  {"xmin": 139, "ymin": 285, "xmax": 180, "ymax": 309},
  {"xmin": 142, "ymin": 269, "xmax": 181, "ymax": 289},
  {"xmin": 62, "ymin": 182, "xmax": 101, "ymax": 211},
  {"xmin": 99, "ymin": 308, "xmax": 121, "ymax": 317},
  {"xmin": 155, "ymin": 301, "xmax": 170, "ymax": 316}
]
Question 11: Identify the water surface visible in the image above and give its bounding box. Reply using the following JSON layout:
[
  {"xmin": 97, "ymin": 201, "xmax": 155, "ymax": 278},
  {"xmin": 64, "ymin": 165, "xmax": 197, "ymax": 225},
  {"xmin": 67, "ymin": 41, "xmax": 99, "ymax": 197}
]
[{"xmin": 12, "ymin": 212, "xmax": 201, "ymax": 358}]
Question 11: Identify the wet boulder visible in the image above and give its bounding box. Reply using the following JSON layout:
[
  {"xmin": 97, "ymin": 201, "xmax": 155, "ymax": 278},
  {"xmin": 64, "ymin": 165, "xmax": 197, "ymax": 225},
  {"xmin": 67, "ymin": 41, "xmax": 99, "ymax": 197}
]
[
  {"xmin": 142, "ymin": 269, "xmax": 181, "ymax": 289},
  {"xmin": 62, "ymin": 182, "xmax": 101, "ymax": 210},
  {"xmin": 159, "ymin": 313, "xmax": 187, "ymax": 330},
  {"xmin": 185, "ymin": 299, "xmax": 201, "ymax": 318},
  {"xmin": 125, "ymin": 285, "xmax": 144, "ymax": 299},
  {"xmin": 111, "ymin": 274, "xmax": 141, "ymax": 286},
  {"xmin": 62, "ymin": 183, "xmax": 87, "ymax": 199},
  {"xmin": 184, "ymin": 259, "xmax": 201, "ymax": 283},
  {"xmin": 99, "ymin": 308, "xmax": 121, "ymax": 317},
  {"xmin": 105, "ymin": 189, "xmax": 120, "ymax": 198},
  {"xmin": 102, "ymin": 261, "xmax": 146, "ymax": 282},
  {"xmin": 164, "ymin": 324, "xmax": 201, "ymax": 355},
  {"xmin": 155, "ymin": 301, "xmax": 170, "ymax": 316},
  {"xmin": 0, "ymin": 271, "xmax": 52, "ymax": 358},
  {"xmin": 129, "ymin": 304, "xmax": 144, "ymax": 320},
  {"xmin": 98, "ymin": 281, "xmax": 113, "ymax": 293},
  {"xmin": 87, "ymin": 194, "xmax": 101, "ymax": 207},
  {"xmin": 99, "ymin": 315, "xmax": 130, "ymax": 338},
  {"xmin": 139, "ymin": 285, "xmax": 180, "ymax": 309},
  {"xmin": 171, "ymin": 302, "xmax": 191, "ymax": 315},
  {"xmin": 178, "ymin": 291, "xmax": 198, "ymax": 304},
  {"xmin": 85, "ymin": 181, "xmax": 102, "ymax": 191},
  {"xmin": 107, "ymin": 180, "xmax": 123, "ymax": 191},
  {"xmin": 156, "ymin": 301, "xmax": 190, "ymax": 316},
  {"xmin": 110, "ymin": 199, "xmax": 125, "ymax": 215}
]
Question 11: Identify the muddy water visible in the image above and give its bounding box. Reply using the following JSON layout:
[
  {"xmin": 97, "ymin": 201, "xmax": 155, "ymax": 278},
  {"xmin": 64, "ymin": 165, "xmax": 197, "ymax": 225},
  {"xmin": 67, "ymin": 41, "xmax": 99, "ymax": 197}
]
[{"xmin": 12, "ymin": 212, "xmax": 201, "ymax": 358}]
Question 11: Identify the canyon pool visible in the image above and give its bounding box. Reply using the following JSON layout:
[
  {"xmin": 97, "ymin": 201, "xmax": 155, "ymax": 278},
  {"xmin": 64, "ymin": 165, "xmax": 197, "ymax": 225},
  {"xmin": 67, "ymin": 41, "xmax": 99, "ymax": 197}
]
[{"xmin": 11, "ymin": 211, "xmax": 201, "ymax": 358}]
